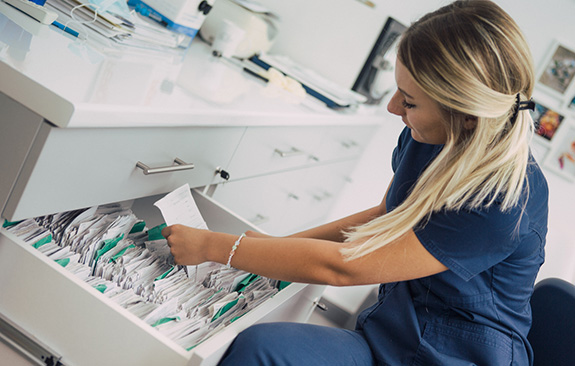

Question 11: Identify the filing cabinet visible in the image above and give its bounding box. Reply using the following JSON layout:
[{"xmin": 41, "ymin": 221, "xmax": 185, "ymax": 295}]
[
  {"xmin": 0, "ymin": 95, "xmax": 378, "ymax": 365},
  {"xmin": 0, "ymin": 6, "xmax": 382, "ymax": 365}
]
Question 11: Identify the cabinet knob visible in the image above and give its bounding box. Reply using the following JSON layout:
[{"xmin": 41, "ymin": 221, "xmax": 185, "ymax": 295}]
[
  {"xmin": 217, "ymin": 169, "xmax": 230, "ymax": 181},
  {"xmin": 314, "ymin": 301, "xmax": 328, "ymax": 311}
]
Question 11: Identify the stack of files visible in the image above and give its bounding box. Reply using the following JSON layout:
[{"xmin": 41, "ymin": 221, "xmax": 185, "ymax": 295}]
[
  {"xmin": 45, "ymin": 0, "xmax": 191, "ymax": 51},
  {"xmin": 3, "ymin": 203, "xmax": 280, "ymax": 350}
]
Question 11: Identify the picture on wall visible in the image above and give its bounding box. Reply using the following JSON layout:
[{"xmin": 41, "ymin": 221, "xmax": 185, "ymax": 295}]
[
  {"xmin": 537, "ymin": 43, "xmax": 575, "ymax": 97},
  {"xmin": 544, "ymin": 122, "xmax": 575, "ymax": 181},
  {"xmin": 530, "ymin": 101, "xmax": 564, "ymax": 141}
]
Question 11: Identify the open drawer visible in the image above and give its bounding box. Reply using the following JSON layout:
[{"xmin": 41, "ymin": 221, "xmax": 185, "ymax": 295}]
[{"xmin": 0, "ymin": 190, "xmax": 325, "ymax": 366}]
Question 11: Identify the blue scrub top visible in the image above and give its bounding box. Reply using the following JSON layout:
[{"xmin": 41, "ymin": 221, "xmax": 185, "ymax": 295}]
[{"xmin": 356, "ymin": 127, "xmax": 549, "ymax": 365}]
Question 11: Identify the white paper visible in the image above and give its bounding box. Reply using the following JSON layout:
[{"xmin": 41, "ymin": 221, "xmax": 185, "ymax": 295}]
[
  {"xmin": 153, "ymin": 184, "xmax": 208, "ymax": 230},
  {"xmin": 154, "ymin": 184, "xmax": 214, "ymax": 280}
]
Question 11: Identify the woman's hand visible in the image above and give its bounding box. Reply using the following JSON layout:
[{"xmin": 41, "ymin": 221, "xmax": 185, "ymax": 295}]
[{"xmin": 161, "ymin": 224, "xmax": 211, "ymax": 265}]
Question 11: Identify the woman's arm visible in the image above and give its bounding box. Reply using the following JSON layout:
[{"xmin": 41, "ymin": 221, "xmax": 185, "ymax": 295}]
[
  {"xmin": 279, "ymin": 178, "xmax": 394, "ymax": 242},
  {"xmin": 162, "ymin": 178, "xmax": 447, "ymax": 286},
  {"xmin": 162, "ymin": 226, "xmax": 447, "ymax": 287}
]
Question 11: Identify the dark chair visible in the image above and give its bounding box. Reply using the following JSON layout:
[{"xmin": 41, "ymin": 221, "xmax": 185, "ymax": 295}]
[{"xmin": 528, "ymin": 277, "xmax": 575, "ymax": 366}]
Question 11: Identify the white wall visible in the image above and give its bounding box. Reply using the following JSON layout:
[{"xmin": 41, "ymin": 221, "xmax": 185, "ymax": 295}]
[
  {"xmin": 257, "ymin": 0, "xmax": 444, "ymax": 88},
  {"xmin": 258, "ymin": 0, "xmax": 575, "ymax": 283}
]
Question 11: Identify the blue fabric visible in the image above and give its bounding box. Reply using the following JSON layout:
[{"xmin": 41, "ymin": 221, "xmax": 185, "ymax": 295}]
[
  {"xmin": 218, "ymin": 323, "xmax": 375, "ymax": 365},
  {"xmin": 356, "ymin": 127, "xmax": 549, "ymax": 365}
]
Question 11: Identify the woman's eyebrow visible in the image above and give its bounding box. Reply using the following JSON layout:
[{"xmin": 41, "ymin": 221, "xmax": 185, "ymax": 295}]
[{"xmin": 398, "ymin": 87, "xmax": 415, "ymax": 99}]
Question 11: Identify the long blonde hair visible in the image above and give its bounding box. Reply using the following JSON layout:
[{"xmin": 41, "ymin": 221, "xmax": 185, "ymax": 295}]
[{"xmin": 343, "ymin": 0, "xmax": 535, "ymax": 259}]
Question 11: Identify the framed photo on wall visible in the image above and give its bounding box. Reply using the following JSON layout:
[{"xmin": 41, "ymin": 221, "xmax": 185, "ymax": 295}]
[
  {"xmin": 530, "ymin": 100, "xmax": 565, "ymax": 142},
  {"xmin": 537, "ymin": 41, "xmax": 575, "ymax": 100},
  {"xmin": 543, "ymin": 121, "xmax": 575, "ymax": 181}
]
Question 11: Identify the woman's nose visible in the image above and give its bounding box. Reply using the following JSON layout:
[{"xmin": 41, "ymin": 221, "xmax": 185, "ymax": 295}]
[{"xmin": 387, "ymin": 90, "xmax": 404, "ymax": 116}]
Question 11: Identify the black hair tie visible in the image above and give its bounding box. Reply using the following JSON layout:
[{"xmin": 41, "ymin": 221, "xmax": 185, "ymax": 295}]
[{"xmin": 511, "ymin": 93, "xmax": 535, "ymax": 124}]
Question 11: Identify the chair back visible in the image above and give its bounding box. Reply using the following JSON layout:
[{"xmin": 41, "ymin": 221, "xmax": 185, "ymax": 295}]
[{"xmin": 528, "ymin": 277, "xmax": 575, "ymax": 366}]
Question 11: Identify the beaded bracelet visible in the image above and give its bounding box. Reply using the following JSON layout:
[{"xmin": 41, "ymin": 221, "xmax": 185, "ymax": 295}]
[{"xmin": 226, "ymin": 232, "xmax": 246, "ymax": 269}]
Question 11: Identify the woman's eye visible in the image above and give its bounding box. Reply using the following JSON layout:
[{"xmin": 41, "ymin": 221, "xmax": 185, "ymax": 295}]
[{"xmin": 402, "ymin": 101, "xmax": 416, "ymax": 109}]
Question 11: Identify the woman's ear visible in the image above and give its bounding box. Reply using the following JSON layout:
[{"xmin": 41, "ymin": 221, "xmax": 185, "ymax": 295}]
[{"xmin": 464, "ymin": 115, "xmax": 478, "ymax": 130}]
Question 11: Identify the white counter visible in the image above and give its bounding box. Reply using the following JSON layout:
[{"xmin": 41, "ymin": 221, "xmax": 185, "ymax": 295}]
[{"xmin": 0, "ymin": 2, "xmax": 382, "ymax": 128}]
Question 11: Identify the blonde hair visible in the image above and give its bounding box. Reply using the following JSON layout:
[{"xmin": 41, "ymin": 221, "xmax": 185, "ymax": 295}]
[{"xmin": 343, "ymin": 0, "xmax": 535, "ymax": 259}]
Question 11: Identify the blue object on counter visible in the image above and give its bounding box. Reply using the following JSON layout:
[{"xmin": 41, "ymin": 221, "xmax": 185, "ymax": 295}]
[
  {"xmin": 28, "ymin": 0, "xmax": 46, "ymax": 5},
  {"xmin": 127, "ymin": 0, "xmax": 199, "ymax": 39},
  {"xmin": 51, "ymin": 20, "xmax": 83, "ymax": 39}
]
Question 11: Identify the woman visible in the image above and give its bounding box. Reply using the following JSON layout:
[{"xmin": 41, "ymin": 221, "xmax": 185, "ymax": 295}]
[{"xmin": 162, "ymin": 1, "xmax": 549, "ymax": 364}]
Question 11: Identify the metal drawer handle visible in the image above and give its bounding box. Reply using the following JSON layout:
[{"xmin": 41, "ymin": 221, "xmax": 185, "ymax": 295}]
[
  {"xmin": 341, "ymin": 140, "xmax": 359, "ymax": 149},
  {"xmin": 274, "ymin": 147, "xmax": 305, "ymax": 158},
  {"xmin": 313, "ymin": 191, "xmax": 333, "ymax": 202},
  {"xmin": 136, "ymin": 158, "xmax": 194, "ymax": 175},
  {"xmin": 287, "ymin": 193, "xmax": 299, "ymax": 201},
  {"xmin": 250, "ymin": 214, "xmax": 269, "ymax": 225}
]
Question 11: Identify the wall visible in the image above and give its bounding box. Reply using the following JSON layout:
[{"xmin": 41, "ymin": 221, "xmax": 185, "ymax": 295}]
[
  {"xmin": 257, "ymin": 0, "xmax": 442, "ymax": 88},
  {"xmin": 258, "ymin": 0, "xmax": 575, "ymax": 283}
]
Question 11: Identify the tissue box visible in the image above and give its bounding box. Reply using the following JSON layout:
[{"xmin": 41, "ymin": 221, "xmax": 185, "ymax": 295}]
[{"xmin": 129, "ymin": 0, "xmax": 214, "ymax": 38}]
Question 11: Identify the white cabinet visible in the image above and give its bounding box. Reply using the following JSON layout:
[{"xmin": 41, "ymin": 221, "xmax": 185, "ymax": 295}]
[
  {"xmin": 0, "ymin": 7, "xmax": 382, "ymax": 365},
  {"xmin": 0, "ymin": 100, "xmax": 377, "ymax": 365},
  {"xmin": 0, "ymin": 107, "xmax": 377, "ymax": 366},
  {"xmin": 213, "ymin": 123, "xmax": 375, "ymax": 235}
]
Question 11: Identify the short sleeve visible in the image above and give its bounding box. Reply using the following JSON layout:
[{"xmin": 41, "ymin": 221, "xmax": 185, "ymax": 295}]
[{"xmin": 415, "ymin": 204, "xmax": 523, "ymax": 281}]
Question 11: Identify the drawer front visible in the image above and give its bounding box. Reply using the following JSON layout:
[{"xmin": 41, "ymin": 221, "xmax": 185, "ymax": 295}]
[
  {"xmin": 0, "ymin": 190, "xmax": 324, "ymax": 366},
  {"xmin": 225, "ymin": 126, "xmax": 325, "ymax": 181},
  {"xmin": 3, "ymin": 125, "xmax": 245, "ymax": 221},
  {"xmin": 315, "ymin": 125, "xmax": 377, "ymax": 163},
  {"xmin": 211, "ymin": 160, "xmax": 356, "ymax": 236},
  {"xmin": 286, "ymin": 160, "xmax": 357, "ymax": 233},
  {"xmin": 211, "ymin": 169, "xmax": 310, "ymax": 236}
]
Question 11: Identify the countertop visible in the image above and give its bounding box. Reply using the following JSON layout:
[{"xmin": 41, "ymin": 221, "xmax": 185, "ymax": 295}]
[{"xmin": 0, "ymin": 2, "xmax": 383, "ymax": 129}]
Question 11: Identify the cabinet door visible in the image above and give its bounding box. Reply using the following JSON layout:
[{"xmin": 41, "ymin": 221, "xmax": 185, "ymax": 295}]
[{"xmin": 3, "ymin": 125, "xmax": 245, "ymax": 221}]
